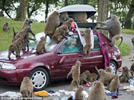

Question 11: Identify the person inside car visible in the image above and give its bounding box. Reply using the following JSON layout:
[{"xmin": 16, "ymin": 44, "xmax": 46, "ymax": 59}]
[{"xmin": 63, "ymin": 38, "xmax": 79, "ymax": 53}]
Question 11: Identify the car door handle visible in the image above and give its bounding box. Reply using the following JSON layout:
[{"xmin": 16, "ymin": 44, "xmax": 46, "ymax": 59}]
[{"xmin": 78, "ymin": 54, "xmax": 83, "ymax": 57}]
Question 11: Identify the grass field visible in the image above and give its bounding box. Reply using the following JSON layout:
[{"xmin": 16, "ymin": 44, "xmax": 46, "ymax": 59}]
[
  {"xmin": 121, "ymin": 29, "xmax": 134, "ymax": 34},
  {"xmin": 116, "ymin": 41, "xmax": 130, "ymax": 56},
  {"xmin": 0, "ymin": 17, "xmax": 44, "ymax": 51},
  {"xmin": 0, "ymin": 17, "xmax": 131, "ymax": 56}
]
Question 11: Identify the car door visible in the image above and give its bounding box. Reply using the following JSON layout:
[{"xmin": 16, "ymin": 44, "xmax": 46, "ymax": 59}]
[
  {"xmin": 79, "ymin": 34, "xmax": 104, "ymax": 73},
  {"xmin": 52, "ymin": 36, "xmax": 84, "ymax": 79}
]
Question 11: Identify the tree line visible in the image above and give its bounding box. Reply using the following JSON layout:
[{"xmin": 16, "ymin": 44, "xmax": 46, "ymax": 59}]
[{"xmin": 0, "ymin": 0, "xmax": 134, "ymax": 29}]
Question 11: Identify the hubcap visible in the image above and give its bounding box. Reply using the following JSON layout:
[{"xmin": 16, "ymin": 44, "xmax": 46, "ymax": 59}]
[
  {"xmin": 110, "ymin": 63, "xmax": 116, "ymax": 74},
  {"xmin": 31, "ymin": 71, "xmax": 46, "ymax": 89}
]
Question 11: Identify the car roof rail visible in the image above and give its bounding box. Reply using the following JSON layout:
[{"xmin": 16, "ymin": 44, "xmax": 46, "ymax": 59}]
[{"xmin": 76, "ymin": 22, "xmax": 97, "ymax": 29}]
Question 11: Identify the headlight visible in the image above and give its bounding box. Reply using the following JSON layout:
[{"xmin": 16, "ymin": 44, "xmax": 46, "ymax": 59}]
[{"xmin": 1, "ymin": 63, "xmax": 16, "ymax": 70}]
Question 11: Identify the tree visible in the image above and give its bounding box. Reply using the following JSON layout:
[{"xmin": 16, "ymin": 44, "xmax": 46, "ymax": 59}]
[
  {"xmin": 97, "ymin": 0, "xmax": 109, "ymax": 22},
  {"xmin": 124, "ymin": 0, "xmax": 134, "ymax": 29},
  {"xmin": 16, "ymin": 0, "xmax": 29, "ymax": 21},
  {"xmin": 27, "ymin": 0, "xmax": 44, "ymax": 18},
  {"xmin": 65, "ymin": 0, "xmax": 68, "ymax": 6},
  {"xmin": 0, "ymin": 0, "xmax": 18, "ymax": 18}
]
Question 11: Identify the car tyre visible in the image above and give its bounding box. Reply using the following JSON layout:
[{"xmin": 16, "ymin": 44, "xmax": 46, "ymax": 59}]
[
  {"xmin": 29, "ymin": 67, "xmax": 50, "ymax": 91},
  {"xmin": 110, "ymin": 61, "xmax": 117, "ymax": 74}
]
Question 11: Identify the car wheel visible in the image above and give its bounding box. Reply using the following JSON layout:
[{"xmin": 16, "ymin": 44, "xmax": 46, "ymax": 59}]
[
  {"xmin": 29, "ymin": 67, "xmax": 50, "ymax": 91},
  {"xmin": 110, "ymin": 61, "xmax": 117, "ymax": 74}
]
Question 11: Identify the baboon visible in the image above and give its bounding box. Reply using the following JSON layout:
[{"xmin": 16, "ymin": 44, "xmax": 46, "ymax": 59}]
[
  {"xmin": 132, "ymin": 37, "xmax": 134, "ymax": 50},
  {"xmin": 72, "ymin": 12, "xmax": 87, "ymax": 23},
  {"xmin": 53, "ymin": 25, "xmax": 69, "ymax": 42},
  {"xmin": 120, "ymin": 66, "xmax": 130, "ymax": 82},
  {"xmin": 21, "ymin": 19, "xmax": 33, "ymax": 29},
  {"xmin": 13, "ymin": 19, "xmax": 35, "ymax": 39},
  {"xmin": 75, "ymin": 85, "xmax": 84, "ymax": 100},
  {"xmin": 87, "ymin": 73, "xmax": 98, "ymax": 83},
  {"xmin": 59, "ymin": 12, "xmax": 69, "ymax": 24},
  {"xmin": 81, "ymin": 28, "xmax": 91, "ymax": 54},
  {"xmin": 67, "ymin": 61, "xmax": 81, "ymax": 90},
  {"xmin": 44, "ymin": 11, "xmax": 60, "ymax": 39},
  {"xmin": 109, "ymin": 75, "xmax": 120, "ymax": 92},
  {"xmin": 8, "ymin": 37, "xmax": 24, "ymax": 59},
  {"xmin": 80, "ymin": 70, "xmax": 90, "ymax": 84},
  {"xmin": 36, "ymin": 37, "xmax": 46, "ymax": 54},
  {"xmin": 87, "ymin": 81, "xmax": 106, "ymax": 100},
  {"xmin": 130, "ymin": 62, "xmax": 134, "ymax": 77},
  {"xmin": 20, "ymin": 77, "xmax": 33, "ymax": 100},
  {"xmin": 63, "ymin": 18, "xmax": 74, "ymax": 30},
  {"xmin": 96, "ymin": 15, "xmax": 123, "ymax": 47},
  {"xmin": 13, "ymin": 26, "xmax": 32, "ymax": 50},
  {"xmin": 96, "ymin": 67, "xmax": 115, "ymax": 87},
  {"xmin": 2, "ymin": 22, "xmax": 9, "ymax": 32},
  {"xmin": 105, "ymin": 67, "xmax": 112, "ymax": 73}
]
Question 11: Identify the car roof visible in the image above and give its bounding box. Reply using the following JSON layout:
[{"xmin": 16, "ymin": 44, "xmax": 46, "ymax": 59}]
[{"xmin": 57, "ymin": 4, "xmax": 96, "ymax": 18}]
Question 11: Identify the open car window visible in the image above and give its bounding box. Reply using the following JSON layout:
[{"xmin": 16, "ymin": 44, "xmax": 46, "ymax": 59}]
[
  {"xmin": 58, "ymin": 36, "xmax": 83, "ymax": 54},
  {"xmin": 58, "ymin": 34, "xmax": 100, "ymax": 54}
]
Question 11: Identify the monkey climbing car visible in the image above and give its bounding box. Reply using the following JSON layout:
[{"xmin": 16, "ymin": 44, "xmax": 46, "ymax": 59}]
[{"xmin": 0, "ymin": 5, "xmax": 122, "ymax": 91}]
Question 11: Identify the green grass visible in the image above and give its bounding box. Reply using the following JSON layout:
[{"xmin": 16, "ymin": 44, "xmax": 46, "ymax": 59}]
[
  {"xmin": 0, "ymin": 17, "xmax": 44, "ymax": 52},
  {"xmin": 116, "ymin": 41, "xmax": 131, "ymax": 56},
  {"xmin": 121, "ymin": 29, "xmax": 134, "ymax": 34}
]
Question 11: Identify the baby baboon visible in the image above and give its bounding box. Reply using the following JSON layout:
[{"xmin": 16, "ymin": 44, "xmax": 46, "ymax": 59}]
[
  {"xmin": 87, "ymin": 81, "xmax": 106, "ymax": 100},
  {"xmin": 36, "ymin": 37, "xmax": 46, "ymax": 54},
  {"xmin": 80, "ymin": 70, "xmax": 90, "ymax": 84},
  {"xmin": 20, "ymin": 77, "xmax": 33, "ymax": 100},
  {"xmin": 105, "ymin": 67, "xmax": 112, "ymax": 73},
  {"xmin": 75, "ymin": 85, "xmax": 84, "ymax": 100},
  {"xmin": 8, "ymin": 37, "xmax": 24, "ymax": 59},
  {"xmin": 130, "ymin": 62, "xmax": 134, "ymax": 77},
  {"xmin": 96, "ymin": 15, "xmax": 123, "ymax": 47},
  {"xmin": 63, "ymin": 18, "xmax": 74, "ymax": 30},
  {"xmin": 87, "ymin": 73, "xmax": 98, "ymax": 83},
  {"xmin": 132, "ymin": 37, "xmax": 134, "ymax": 50},
  {"xmin": 72, "ymin": 12, "xmax": 87, "ymax": 23},
  {"xmin": 81, "ymin": 28, "xmax": 91, "ymax": 54},
  {"xmin": 109, "ymin": 75, "xmax": 120, "ymax": 92},
  {"xmin": 2, "ymin": 22, "xmax": 9, "ymax": 32},
  {"xmin": 120, "ymin": 66, "xmax": 130, "ymax": 82},
  {"xmin": 96, "ymin": 68, "xmax": 115, "ymax": 87},
  {"xmin": 44, "ymin": 11, "xmax": 60, "ymax": 39},
  {"xmin": 67, "ymin": 61, "xmax": 81, "ymax": 90},
  {"xmin": 59, "ymin": 12, "xmax": 69, "ymax": 24}
]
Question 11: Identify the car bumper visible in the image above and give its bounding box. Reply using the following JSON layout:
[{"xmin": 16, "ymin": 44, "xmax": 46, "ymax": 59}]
[{"xmin": 0, "ymin": 69, "xmax": 31, "ymax": 85}]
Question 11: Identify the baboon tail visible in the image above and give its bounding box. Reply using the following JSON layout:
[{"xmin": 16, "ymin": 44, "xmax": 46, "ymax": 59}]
[
  {"xmin": 12, "ymin": 27, "xmax": 16, "ymax": 38},
  {"xmin": 95, "ymin": 66, "xmax": 99, "ymax": 74},
  {"xmin": 118, "ymin": 36, "xmax": 123, "ymax": 47}
]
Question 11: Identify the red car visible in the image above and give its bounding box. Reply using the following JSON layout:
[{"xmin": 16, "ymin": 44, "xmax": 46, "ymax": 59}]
[
  {"xmin": 0, "ymin": 5, "xmax": 122, "ymax": 91},
  {"xmin": 0, "ymin": 30, "xmax": 121, "ymax": 91}
]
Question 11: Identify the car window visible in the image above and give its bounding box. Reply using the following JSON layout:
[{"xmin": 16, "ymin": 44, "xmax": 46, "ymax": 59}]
[
  {"xmin": 92, "ymin": 35, "xmax": 100, "ymax": 51},
  {"xmin": 28, "ymin": 32, "xmax": 57, "ymax": 52},
  {"xmin": 58, "ymin": 36, "xmax": 83, "ymax": 54}
]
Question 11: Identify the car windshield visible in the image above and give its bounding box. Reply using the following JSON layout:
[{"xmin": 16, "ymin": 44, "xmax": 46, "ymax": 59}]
[{"xmin": 28, "ymin": 32, "xmax": 57, "ymax": 52}]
